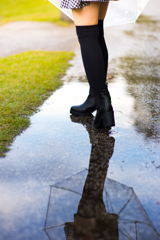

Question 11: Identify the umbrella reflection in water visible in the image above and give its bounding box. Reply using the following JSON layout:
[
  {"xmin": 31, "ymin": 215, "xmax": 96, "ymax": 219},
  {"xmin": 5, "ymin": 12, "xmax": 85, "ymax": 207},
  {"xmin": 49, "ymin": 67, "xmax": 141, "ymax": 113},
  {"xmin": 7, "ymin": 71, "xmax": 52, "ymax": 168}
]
[{"xmin": 44, "ymin": 116, "xmax": 160, "ymax": 240}]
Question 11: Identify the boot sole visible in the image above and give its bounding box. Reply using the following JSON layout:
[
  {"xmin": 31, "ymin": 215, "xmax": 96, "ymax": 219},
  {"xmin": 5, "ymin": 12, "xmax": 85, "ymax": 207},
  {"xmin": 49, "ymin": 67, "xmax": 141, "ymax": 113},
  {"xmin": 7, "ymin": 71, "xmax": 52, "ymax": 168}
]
[
  {"xmin": 70, "ymin": 108, "xmax": 96, "ymax": 116},
  {"xmin": 93, "ymin": 110, "xmax": 115, "ymax": 129}
]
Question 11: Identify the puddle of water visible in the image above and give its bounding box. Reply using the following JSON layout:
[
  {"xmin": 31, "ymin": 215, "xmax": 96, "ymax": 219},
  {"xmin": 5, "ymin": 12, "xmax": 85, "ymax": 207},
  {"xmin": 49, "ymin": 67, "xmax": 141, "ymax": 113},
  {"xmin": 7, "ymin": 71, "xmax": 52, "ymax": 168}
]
[
  {"xmin": 0, "ymin": 9, "xmax": 160, "ymax": 239},
  {"xmin": 0, "ymin": 72, "xmax": 159, "ymax": 239}
]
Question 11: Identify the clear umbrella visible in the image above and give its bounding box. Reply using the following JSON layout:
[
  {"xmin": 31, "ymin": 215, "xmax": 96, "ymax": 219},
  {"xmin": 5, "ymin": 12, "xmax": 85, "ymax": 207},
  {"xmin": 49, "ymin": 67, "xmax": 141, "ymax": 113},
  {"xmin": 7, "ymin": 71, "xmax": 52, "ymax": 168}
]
[
  {"xmin": 48, "ymin": 0, "xmax": 150, "ymax": 27},
  {"xmin": 44, "ymin": 116, "xmax": 159, "ymax": 239},
  {"xmin": 44, "ymin": 170, "xmax": 160, "ymax": 240}
]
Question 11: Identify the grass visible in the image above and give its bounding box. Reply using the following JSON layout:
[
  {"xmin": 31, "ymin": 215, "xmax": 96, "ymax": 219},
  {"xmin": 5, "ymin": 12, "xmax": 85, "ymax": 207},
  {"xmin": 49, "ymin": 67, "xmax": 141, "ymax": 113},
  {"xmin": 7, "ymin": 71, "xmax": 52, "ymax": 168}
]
[
  {"xmin": 0, "ymin": 0, "xmax": 67, "ymax": 26},
  {"xmin": 0, "ymin": 51, "xmax": 74, "ymax": 157}
]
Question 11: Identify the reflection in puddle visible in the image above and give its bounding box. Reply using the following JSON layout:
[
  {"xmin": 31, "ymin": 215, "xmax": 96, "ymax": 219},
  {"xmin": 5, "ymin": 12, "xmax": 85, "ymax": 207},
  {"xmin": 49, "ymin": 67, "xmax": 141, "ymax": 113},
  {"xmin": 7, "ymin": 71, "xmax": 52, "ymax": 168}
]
[{"xmin": 44, "ymin": 116, "xmax": 159, "ymax": 239}]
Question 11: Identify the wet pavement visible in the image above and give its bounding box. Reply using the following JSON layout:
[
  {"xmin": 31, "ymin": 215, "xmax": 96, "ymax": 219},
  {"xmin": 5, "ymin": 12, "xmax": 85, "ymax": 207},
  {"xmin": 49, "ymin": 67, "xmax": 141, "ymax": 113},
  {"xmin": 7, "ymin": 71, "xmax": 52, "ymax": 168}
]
[
  {"xmin": 0, "ymin": 21, "xmax": 78, "ymax": 57},
  {"xmin": 0, "ymin": 0, "xmax": 160, "ymax": 239}
]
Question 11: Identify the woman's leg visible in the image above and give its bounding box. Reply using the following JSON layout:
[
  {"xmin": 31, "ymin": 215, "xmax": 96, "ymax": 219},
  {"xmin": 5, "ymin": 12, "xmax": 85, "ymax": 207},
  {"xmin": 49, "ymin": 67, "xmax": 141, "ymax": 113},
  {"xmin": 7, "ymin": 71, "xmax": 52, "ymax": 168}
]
[
  {"xmin": 72, "ymin": 2, "xmax": 100, "ymax": 26},
  {"xmin": 98, "ymin": 2, "xmax": 109, "ymax": 79},
  {"xmin": 72, "ymin": 3, "xmax": 106, "ymax": 96},
  {"xmin": 70, "ymin": 2, "xmax": 109, "ymax": 116},
  {"xmin": 71, "ymin": 2, "xmax": 115, "ymax": 127},
  {"xmin": 72, "ymin": 2, "xmax": 109, "ymax": 82},
  {"xmin": 99, "ymin": 2, "xmax": 109, "ymax": 20}
]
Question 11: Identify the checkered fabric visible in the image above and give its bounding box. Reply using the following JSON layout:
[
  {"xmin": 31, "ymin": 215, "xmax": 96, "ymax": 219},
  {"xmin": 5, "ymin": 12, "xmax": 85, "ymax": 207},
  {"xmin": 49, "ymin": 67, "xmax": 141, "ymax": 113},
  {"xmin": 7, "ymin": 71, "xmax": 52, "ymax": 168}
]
[
  {"xmin": 60, "ymin": 0, "xmax": 89, "ymax": 9},
  {"xmin": 60, "ymin": 0, "xmax": 117, "ymax": 9}
]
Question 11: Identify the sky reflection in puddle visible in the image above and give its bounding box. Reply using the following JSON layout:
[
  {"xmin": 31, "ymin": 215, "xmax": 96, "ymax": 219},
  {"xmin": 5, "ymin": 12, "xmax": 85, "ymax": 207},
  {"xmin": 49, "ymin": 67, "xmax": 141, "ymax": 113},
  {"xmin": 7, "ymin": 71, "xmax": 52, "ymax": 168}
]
[{"xmin": 0, "ymin": 75, "xmax": 159, "ymax": 239}]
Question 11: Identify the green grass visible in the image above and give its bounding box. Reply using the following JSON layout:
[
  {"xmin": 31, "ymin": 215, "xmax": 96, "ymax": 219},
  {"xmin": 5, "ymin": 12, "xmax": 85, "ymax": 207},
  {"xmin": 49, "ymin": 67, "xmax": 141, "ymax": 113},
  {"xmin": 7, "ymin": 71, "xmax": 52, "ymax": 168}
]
[
  {"xmin": 0, "ymin": 0, "xmax": 65, "ymax": 26},
  {"xmin": 0, "ymin": 51, "xmax": 74, "ymax": 157}
]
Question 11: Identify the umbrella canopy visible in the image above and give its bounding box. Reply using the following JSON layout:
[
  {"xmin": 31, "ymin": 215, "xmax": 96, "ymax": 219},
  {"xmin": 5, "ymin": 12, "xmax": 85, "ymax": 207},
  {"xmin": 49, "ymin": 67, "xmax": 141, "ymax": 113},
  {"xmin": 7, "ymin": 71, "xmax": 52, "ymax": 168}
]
[
  {"xmin": 44, "ymin": 116, "xmax": 159, "ymax": 239},
  {"xmin": 44, "ymin": 170, "xmax": 160, "ymax": 240},
  {"xmin": 48, "ymin": 0, "xmax": 150, "ymax": 27}
]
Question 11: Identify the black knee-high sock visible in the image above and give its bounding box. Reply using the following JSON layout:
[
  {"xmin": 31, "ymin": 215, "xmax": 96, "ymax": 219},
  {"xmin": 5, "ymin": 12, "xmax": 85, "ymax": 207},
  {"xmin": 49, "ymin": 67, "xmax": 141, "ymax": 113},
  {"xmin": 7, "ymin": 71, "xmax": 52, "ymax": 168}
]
[
  {"xmin": 98, "ymin": 20, "xmax": 108, "ymax": 80},
  {"xmin": 76, "ymin": 25, "xmax": 106, "ymax": 96}
]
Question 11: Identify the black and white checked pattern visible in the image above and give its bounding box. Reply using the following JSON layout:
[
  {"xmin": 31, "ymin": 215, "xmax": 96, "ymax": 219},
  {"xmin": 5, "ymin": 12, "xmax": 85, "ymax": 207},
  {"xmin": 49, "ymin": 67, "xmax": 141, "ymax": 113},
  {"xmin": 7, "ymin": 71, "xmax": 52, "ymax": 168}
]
[
  {"xmin": 60, "ymin": 0, "xmax": 89, "ymax": 9},
  {"xmin": 60, "ymin": 0, "xmax": 117, "ymax": 9}
]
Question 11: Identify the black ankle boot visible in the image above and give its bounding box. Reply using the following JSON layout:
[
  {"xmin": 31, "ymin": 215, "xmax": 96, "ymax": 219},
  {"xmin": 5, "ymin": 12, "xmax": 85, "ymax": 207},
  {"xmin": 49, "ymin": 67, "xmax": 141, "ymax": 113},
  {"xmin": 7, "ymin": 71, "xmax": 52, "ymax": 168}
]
[
  {"xmin": 93, "ymin": 90, "xmax": 115, "ymax": 129},
  {"xmin": 70, "ymin": 89, "xmax": 96, "ymax": 116}
]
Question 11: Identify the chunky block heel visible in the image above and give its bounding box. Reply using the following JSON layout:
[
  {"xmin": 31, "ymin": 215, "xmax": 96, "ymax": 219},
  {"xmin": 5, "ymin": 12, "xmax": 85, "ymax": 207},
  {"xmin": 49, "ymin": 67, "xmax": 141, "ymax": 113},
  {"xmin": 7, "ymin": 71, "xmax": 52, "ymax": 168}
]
[
  {"xmin": 93, "ymin": 90, "xmax": 115, "ymax": 129},
  {"xmin": 93, "ymin": 110, "xmax": 115, "ymax": 129},
  {"xmin": 102, "ymin": 110, "xmax": 115, "ymax": 127}
]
